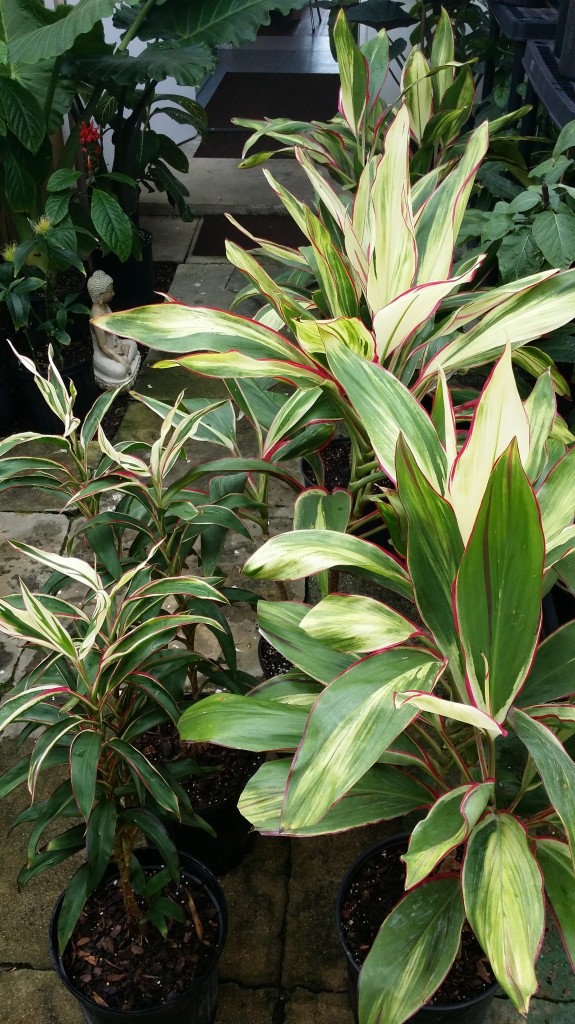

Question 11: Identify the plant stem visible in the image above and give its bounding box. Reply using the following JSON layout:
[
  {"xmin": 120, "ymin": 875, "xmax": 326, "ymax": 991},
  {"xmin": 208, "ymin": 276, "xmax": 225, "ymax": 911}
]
[{"xmin": 116, "ymin": 0, "xmax": 159, "ymax": 52}]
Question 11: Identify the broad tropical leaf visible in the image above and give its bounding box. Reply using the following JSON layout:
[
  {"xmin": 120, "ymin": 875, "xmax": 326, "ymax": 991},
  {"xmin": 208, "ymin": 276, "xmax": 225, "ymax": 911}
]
[
  {"xmin": 178, "ymin": 692, "xmax": 308, "ymax": 751},
  {"xmin": 403, "ymin": 783, "xmax": 493, "ymax": 888},
  {"xmin": 463, "ymin": 813, "xmax": 544, "ymax": 1012}
]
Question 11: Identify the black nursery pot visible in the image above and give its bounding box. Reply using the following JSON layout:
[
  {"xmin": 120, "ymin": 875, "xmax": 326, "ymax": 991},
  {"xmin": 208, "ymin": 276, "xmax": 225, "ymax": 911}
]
[
  {"xmin": 336, "ymin": 835, "xmax": 499, "ymax": 1024},
  {"xmin": 50, "ymin": 849, "xmax": 227, "ymax": 1024}
]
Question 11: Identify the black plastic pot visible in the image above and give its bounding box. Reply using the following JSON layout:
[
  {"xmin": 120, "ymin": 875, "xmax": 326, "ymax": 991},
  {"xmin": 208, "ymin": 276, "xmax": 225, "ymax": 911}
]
[
  {"xmin": 17, "ymin": 351, "xmax": 96, "ymax": 433},
  {"xmin": 96, "ymin": 229, "xmax": 157, "ymax": 310},
  {"xmin": 336, "ymin": 835, "xmax": 499, "ymax": 1024},
  {"xmin": 258, "ymin": 635, "xmax": 294, "ymax": 680},
  {"xmin": 301, "ymin": 436, "xmax": 353, "ymax": 491},
  {"xmin": 165, "ymin": 761, "xmax": 262, "ymax": 876},
  {"xmin": 50, "ymin": 848, "xmax": 227, "ymax": 1024}
]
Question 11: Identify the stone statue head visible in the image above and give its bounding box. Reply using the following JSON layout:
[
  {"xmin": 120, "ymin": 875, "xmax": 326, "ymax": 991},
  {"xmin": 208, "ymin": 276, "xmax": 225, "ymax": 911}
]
[{"xmin": 87, "ymin": 270, "xmax": 114, "ymax": 303}]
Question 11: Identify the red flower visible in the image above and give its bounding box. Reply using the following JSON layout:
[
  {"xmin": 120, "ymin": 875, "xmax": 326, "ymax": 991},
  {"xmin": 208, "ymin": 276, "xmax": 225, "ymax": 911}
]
[{"xmin": 80, "ymin": 119, "xmax": 101, "ymax": 147}]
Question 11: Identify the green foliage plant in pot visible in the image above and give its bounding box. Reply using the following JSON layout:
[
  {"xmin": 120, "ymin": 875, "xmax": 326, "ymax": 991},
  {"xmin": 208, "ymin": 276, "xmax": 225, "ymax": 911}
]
[
  {"xmin": 97, "ymin": 90, "xmax": 575, "ymax": 542},
  {"xmin": 0, "ymin": 545, "xmax": 230, "ymax": 1020},
  {"xmin": 177, "ymin": 347, "xmax": 575, "ymax": 1023}
]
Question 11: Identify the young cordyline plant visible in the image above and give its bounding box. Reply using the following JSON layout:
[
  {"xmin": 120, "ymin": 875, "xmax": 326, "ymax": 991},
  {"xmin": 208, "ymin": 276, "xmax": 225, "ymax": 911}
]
[
  {"xmin": 177, "ymin": 348, "xmax": 575, "ymax": 1024},
  {"xmin": 96, "ymin": 86, "xmax": 575, "ymax": 539},
  {"xmin": 0, "ymin": 546, "xmax": 230, "ymax": 952},
  {"xmin": 0, "ymin": 348, "xmax": 271, "ymax": 695}
]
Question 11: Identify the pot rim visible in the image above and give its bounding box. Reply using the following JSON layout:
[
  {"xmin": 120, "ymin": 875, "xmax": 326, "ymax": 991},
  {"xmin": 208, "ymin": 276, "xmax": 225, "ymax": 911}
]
[
  {"xmin": 49, "ymin": 848, "xmax": 228, "ymax": 1019},
  {"xmin": 335, "ymin": 833, "xmax": 500, "ymax": 1015}
]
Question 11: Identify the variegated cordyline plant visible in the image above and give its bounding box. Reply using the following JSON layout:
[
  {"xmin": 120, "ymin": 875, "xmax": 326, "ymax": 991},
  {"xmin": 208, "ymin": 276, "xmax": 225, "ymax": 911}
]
[
  {"xmin": 98, "ymin": 95, "xmax": 575, "ymax": 539},
  {"xmin": 177, "ymin": 348, "xmax": 575, "ymax": 1024},
  {"xmin": 0, "ymin": 348, "xmax": 268, "ymax": 695},
  {"xmin": 0, "ymin": 549, "xmax": 230, "ymax": 952},
  {"xmin": 236, "ymin": 11, "xmax": 527, "ymax": 187}
]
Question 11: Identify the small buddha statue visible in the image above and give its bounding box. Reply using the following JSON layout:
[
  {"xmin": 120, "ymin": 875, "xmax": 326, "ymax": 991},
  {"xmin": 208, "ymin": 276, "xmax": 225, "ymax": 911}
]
[{"xmin": 87, "ymin": 270, "xmax": 141, "ymax": 391}]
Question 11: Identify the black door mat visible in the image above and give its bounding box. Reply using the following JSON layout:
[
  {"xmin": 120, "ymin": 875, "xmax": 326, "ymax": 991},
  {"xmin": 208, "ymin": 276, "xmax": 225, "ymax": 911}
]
[
  {"xmin": 194, "ymin": 72, "xmax": 340, "ymax": 158},
  {"xmin": 191, "ymin": 214, "xmax": 307, "ymax": 258}
]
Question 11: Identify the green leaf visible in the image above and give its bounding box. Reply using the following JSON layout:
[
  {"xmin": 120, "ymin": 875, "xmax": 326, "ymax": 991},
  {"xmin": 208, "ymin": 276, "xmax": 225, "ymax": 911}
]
[
  {"xmin": 57, "ymin": 863, "xmax": 90, "ymax": 953},
  {"xmin": 455, "ymin": 442, "xmax": 544, "ymax": 720},
  {"xmin": 358, "ymin": 877, "xmax": 464, "ymax": 1024},
  {"xmin": 532, "ymin": 209, "xmax": 575, "ymax": 268},
  {"xmin": 239, "ymin": 759, "xmax": 431, "ymax": 836},
  {"xmin": 536, "ymin": 839, "xmax": 575, "ymax": 968},
  {"xmin": 517, "ymin": 622, "xmax": 575, "ymax": 706},
  {"xmin": 107, "ymin": 739, "xmax": 180, "ymax": 816},
  {"xmin": 462, "ymin": 813, "xmax": 544, "ymax": 1013},
  {"xmin": 293, "ymin": 489, "xmax": 351, "ymax": 533},
  {"xmin": 326, "ymin": 339, "xmax": 446, "ymax": 491},
  {"xmin": 258, "ymin": 600, "xmax": 354, "ymax": 683},
  {"xmin": 90, "ymin": 189, "xmax": 134, "ymax": 261},
  {"xmin": 402, "ymin": 49, "xmax": 432, "ymax": 144},
  {"xmin": 178, "ymin": 692, "xmax": 309, "ymax": 752},
  {"xmin": 537, "ymin": 446, "xmax": 575, "ymax": 544},
  {"xmin": 300, "ymin": 594, "xmax": 418, "ymax": 653},
  {"xmin": 244, "ymin": 530, "xmax": 413, "ymax": 601},
  {"xmin": 281, "ymin": 647, "xmax": 444, "ymax": 830},
  {"xmin": 333, "ymin": 10, "xmax": 367, "ymax": 137},
  {"xmin": 0, "ymin": 78, "xmax": 45, "ymax": 152},
  {"xmin": 403, "ymin": 783, "xmax": 493, "ymax": 889},
  {"xmin": 510, "ymin": 710, "xmax": 575, "ymax": 867},
  {"xmin": 70, "ymin": 731, "xmax": 101, "ymax": 822},
  {"xmin": 122, "ymin": 808, "xmax": 180, "ymax": 881},
  {"xmin": 396, "ymin": 437, "xmax": 465, "ymax": 692},
  {"xmin": 86, "ymin": 799, "xmax": 116, "ymax": 891}
]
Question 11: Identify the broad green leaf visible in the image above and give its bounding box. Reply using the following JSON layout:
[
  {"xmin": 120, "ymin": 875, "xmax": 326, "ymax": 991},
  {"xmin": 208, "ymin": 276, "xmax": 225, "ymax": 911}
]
[
  {"xmin": 326, "ymin": 339, "xmax": 446, "ymax": 491},
  {"xmin": 423, "ymin": 268, "xmax": 575, "ymax": 377},
  {"xmin": 69, "ymin": 732, "xmax": 101, "ymax": 823},
  {"xmin": 395, "ymin": 691, "xmax": 505, "ymax": 736},
  {"xmin": 8, "ymin": 0, "xmax": 131, "ymax": 66},
  {"xmin": 258, "ymin": 600, "xmax": 354, "ymax": 683},
  {"xmin": 448, "ymin": 347, "xmax": 530, "ymax": 544},
  {"xmin": 90, "ymin": 189, "xmax": 133, "ymax": 261},
  {"xmin": 359, "ymin": 877, "xmax": 464, "ymax": 1024},
  {"xmin": 178, "ymin": 692, "xmax": 308, "ymax": 752},
  {"xmin": 281, "ymin": 648, "xmax": 444, "ymax": 830},
  {"xmin": 97, "ymin": 303, "xmax": 314, "ymax": 364},
  {"xmin": 510, "ymin": 709, "xmax": 575, "ymax": 865},
  {"xmin": 0, "ymin": 78, "xmax": 45, "ymax": 152},
  {"xmin": 430, "ymin": 10, "xmax": 455, "ymax": 103},
  {"xmin": 367, "ymin": 105, "xmax": 417, "ymax": 312},
  {"xmin": 293, "ymin": 489, "xmax": 351, "ymax": 532},
  {"xmin": 456, "ymin": 443, "xmax": 544, "ymax": 720},
  {"xmin": 158, "ymin": 350, "xmax": 327, "ymax": 389},
  {"xmin": 537, "ymin": 447, "xmax": 575, "ymax": 543},
  {"xmin": 517, "ymin": 621, "xmax": 575, "ymax": 706},
  {"xmin": 300, "ymin": 594, "xmax": 418, "ymax": 653},
  {"xmin": 333, "ymin": 10, "xmax": 367, "ymax": 137},
  {"xmin": 523, "ymin": 372, "xmax": 556, "ymax": 481},
  {"xmin": 244, "ymin": 529, "xmax": 413, "ymax": 601},
  {"xmin": 239, "ymin": 759, "xmax": 431, "ymax": 835},
  {"xmin": 373, "ymin": 258, "xmax": 483, "ymax": 363},
  {"xmin": 415, "ymin": 120, "xmax": 488, "ymax": 284},
  {"xmin": 532, "ymin": 209, "xmax": 575, "ymax": 268},
  {"xmin": 463, "ymin": 813, "xmax": 544, "ymax": 1012},
  {"xmin": 402, "ymin": 49, "xmax": 432, "ymax": 144},
  {"xmin": 404, "ymin": 783, "xmax": 493, "ymax": 888},
  {"xmin": 304, "ymin": 208, "xmax": 360, "ymax": 318},
  {"xmin": 295, "ymin": 317, "xmax": 375, "ymax": 362},
  {"xmin": 536, "ymin": 839, "xmax": 575, "ymax": 968},
  {"xmin": 396, "ymin": 437, "xmax": 465, "ymax": 693}
]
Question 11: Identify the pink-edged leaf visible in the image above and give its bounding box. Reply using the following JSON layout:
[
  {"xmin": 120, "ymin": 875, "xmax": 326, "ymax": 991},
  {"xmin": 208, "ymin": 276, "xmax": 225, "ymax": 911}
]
[
  {"xmin": 403, "ymin": 782, "xmax": 493, "ymax": 888},
  {"xmin": 455, "ymin": 442, "xmax": 544, "ymax": 720},
  {"xmin": 536, "ymin": 838, "xmax": 575, "ymax": 969},
  {"xmin": 394, "ymin": 690, "xmax": 505, "ymax": 736}
]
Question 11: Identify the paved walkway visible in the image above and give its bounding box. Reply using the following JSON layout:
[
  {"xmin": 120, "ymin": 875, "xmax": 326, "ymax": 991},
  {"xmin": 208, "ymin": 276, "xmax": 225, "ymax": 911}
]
[{"xmin": 1, "ymin": 151, "xmax": 574, "ymax": 1022}]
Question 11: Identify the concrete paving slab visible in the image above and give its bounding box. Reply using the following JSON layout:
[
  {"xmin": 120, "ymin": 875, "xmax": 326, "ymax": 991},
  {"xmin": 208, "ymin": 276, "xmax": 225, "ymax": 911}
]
[
  {"xmin": 284, "ymin": 987, "xmax": 355, "ymax": 1024},
  {"xmin": 487, "ymin": 997, "xmax": 575, "ymax": 1022},
  {"xmin": 0, "ymin": 513, "xmax": 69, "ymax": 597},
  {"xmin": 282, "ymin": 823, "xmax": 401, "ymax": 992},
  {"xmin": 215, "ymin": 982, "xmax": 278, "ymax": 1024},
  {"xmin": 0, "ymin": 737, "xmax": 80, "ymax": 970},
  {"xmin": 0, "ymin": 969, "xmax": 82, "ymax": 1024},
  {"xmin": 139, "ymin": 158, "xmax": 316, "ymax": 216},
  {"xmin": 219, "ymin": 835, "xmax": 290, "ymax": 988},
  {"xmin": 139, "ymin": 214, "xmax": 200, "ymax": 264}
]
